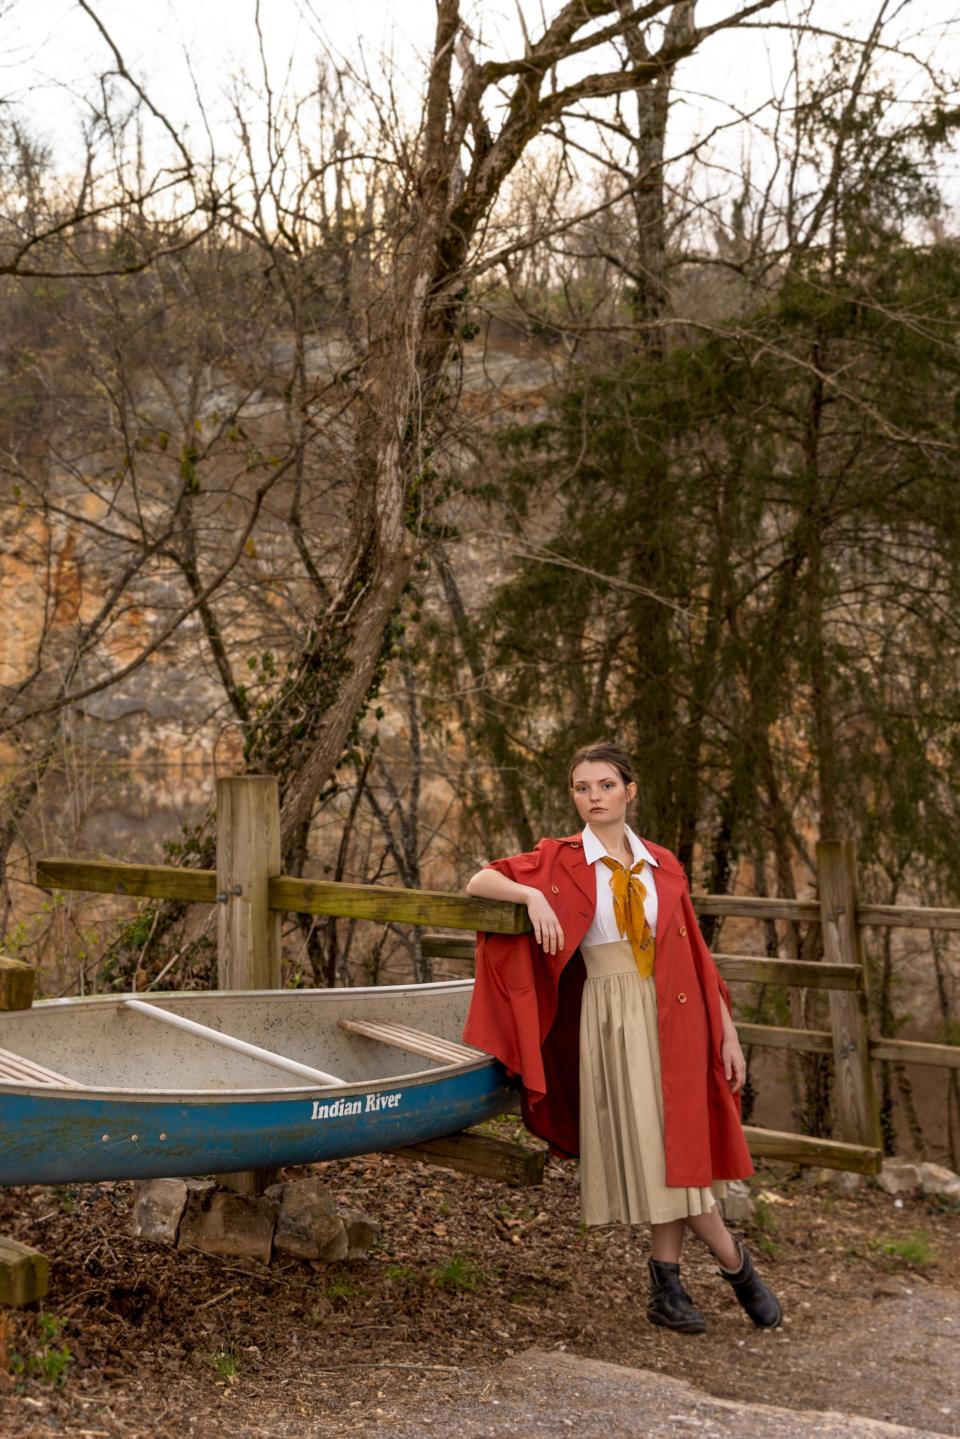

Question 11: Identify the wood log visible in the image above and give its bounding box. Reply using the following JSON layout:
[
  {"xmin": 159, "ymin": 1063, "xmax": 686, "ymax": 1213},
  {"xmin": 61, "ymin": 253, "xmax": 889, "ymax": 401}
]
[
  {"xmin": 744, "ymin": 1125, "xmax": 882, "ymax": 1175},
  {"xmin": 737, "ymin": 1023, "xmax": 833, "ymax": 1054},
  {"xmin": 36, "ymin": 857, "xmax": 216, "ymax": 903},
  {"xmin": 269, "ymin": 876, "xmax": 529, "ymax": 934},
  {"xmin": 0, "ymin": 1237, "xmax": 49, "ymax": 1306},
  {"xmin": 217, "ymin": 776, "xmax": 282, "ymax": 1196},
  {"xmin": 818, "ymin": 840, "xmax": 883, "ymax": 1152},
  {"xmin": 868, "ymin": 1037, "xmax": 960, "ymax": 1069},
  {"xmin": 389, "ymin": 1128, "xmax": 545, "ymax": 1187},
  {"xmin": 692, "ymin": 895, "xmax": 820, "ymax": 922},
  {"xmin": 0, "ymin": 956, "xmax": 35, "ymax": 1011},
  {"xmin": 857, "ymin": 902, "xmax": 960, "ymax": 930}
]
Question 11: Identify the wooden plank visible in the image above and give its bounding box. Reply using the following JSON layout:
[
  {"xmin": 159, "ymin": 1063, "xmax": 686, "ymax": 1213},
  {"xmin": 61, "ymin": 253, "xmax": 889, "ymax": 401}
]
[
  {"xmin": 869, "ymin": 1037, "xmax": 960, "ymax": 1069},
  {"xmin": 419, "ymin": 936, "xmax": 863, "ymax": 991},
  {"xmin": 857, "ymin": 903, "xmax": 960, "ymax": 931},
  {"xmin": 37, "ymin": 857, "xmax": 216, "ymax": 904},
  {"xmin": 0, "ymin": 1237, "xmax": 49, "ymax": 1306},
  {"xmin": 714, "ymin": 955, "xmax": 862, "ymax": 990},
  {"xmin": 737, "ymin": 1023, "xmax": 833, "ymax": 1054},
  {"xmin": 338, "ymin": 1018, "xmax": 481, "ymax": 1066},
  {"xmin": 818, "ymin": 840, "xmax": 883, "ymax": 1152},
  {"xmin": 0, "ymin": 1047, "xmax": 80, "ymax": 1088},
  {"xmin": 0, "ymin": 956, "xmax": 35, "ymax": 1011},
  {"xmin": 421, "ymin": 935, "xmax": 475, "ymax": 961},
  {"xmin": 216, "ymin": 776, "xmax": 283, "ymax": 1197},
  {"xmin": 389, "ymin": 1128, "xmax": 546, "ymax": 1187},
  {"xmin": 270, "ymin": 877, "xmax": 530, "ymax": 934},
  {"xmin": 692, "ymin": 895, "xmax": 820, "ymax": 922},
  {"xmin": 743, "ymin": 1125, "xmax": 882, "ymax": 1174}
]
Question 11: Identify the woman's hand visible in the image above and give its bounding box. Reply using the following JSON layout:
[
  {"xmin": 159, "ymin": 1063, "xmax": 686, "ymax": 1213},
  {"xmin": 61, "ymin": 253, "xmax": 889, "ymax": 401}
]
[
  {"xmin": 525, "ymin": 890, "xmax": 565, "ymax": 956},
  {"xmin": 721, "ymin": 1031, "xmax": 746, "ymax": 1094}
]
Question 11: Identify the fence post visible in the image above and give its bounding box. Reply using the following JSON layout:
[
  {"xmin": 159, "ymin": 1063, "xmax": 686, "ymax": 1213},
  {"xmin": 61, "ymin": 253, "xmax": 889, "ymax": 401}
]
[
  {"xmin": 216, "ymin": 775, "xmax": 282, "ymax": 1195},
  {"xmin": 817, "ymin": 839, "xmax": 882, "ymax": 1153}
]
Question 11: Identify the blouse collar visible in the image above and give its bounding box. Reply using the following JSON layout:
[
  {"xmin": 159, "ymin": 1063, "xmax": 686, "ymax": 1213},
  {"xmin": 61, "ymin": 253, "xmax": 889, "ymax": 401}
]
[{"xmin": 581, "ymin": 822, "xmax": 659, "ymax": 868}]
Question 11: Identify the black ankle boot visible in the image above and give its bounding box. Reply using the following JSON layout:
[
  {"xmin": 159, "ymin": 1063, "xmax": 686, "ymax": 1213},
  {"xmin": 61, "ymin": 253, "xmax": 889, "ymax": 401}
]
[
  {"xmin": 647, "ymin": 1258, "xmax": 706, "ymax": 1334},
  {"xmin": 717, "ymin": 1240, "xmax": 782, "ymax": 1327}
]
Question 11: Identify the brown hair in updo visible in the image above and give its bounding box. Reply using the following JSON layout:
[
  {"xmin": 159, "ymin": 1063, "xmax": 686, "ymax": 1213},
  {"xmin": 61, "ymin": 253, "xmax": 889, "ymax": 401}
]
[{"xmin": 567, "ymin": 740, "xmax": 637, "ymax": 796}]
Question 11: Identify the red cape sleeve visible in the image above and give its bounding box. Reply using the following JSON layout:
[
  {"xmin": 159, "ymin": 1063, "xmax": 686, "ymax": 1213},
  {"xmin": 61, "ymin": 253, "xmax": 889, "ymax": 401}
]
[{"xmin": 461, "ymin": 844, "xmax": 548, "ymax": 1095}]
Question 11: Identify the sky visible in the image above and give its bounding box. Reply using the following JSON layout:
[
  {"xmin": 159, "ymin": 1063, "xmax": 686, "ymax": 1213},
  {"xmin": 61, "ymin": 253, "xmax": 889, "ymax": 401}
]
[{"xmin": 2, "ymin": 1, "xmax": 958, "ymax": 204}]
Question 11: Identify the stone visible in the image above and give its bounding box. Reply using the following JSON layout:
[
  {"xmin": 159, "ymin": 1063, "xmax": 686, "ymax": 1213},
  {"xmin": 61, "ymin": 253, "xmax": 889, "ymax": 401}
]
[
  {"xmin": 718, "ymin": 1180, "xmax": 755, "ymax": 1223},
  {"xmin": 832, "ymin": 1169, "xmax": 863, "ymax": 1195},
  {"xmin": 876, "ymin": 1158, "xmax": 922, "ymax": 1195},
  {"xmin": 340, "ymin": 1206, "xmax": 380, "ymax": 1258},
  {"xmin": 131, "ymin": 1178, "xmax": 189, "ymax": 1244},
  {"xmin": 268, "ymin": 1177, "xmax": 346, "ymax": 1261},
  {"xmin": 0, "ymin": 1237, "xmax": 48, "ymax": 1306},
  {"xmin": 917, "ymin": 1162, "xmax": 960, "ymax": 1199},
  {"xmin": 178, "ymin": 1185, "xmax": 276, "ymax": 1264}
]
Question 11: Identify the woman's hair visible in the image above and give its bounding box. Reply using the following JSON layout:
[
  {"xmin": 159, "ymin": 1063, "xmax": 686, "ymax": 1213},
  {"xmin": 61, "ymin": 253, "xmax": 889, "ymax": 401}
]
[{"xmin": 567, "ymin": 740, "xmax": 637, "ymax": 793}]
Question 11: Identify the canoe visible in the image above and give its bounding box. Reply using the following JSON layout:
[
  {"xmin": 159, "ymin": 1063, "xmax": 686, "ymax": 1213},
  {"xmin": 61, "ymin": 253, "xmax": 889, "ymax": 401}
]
[{"xmin": 0, "ymin": 980, "xmax": 514, "ymax": 1186}]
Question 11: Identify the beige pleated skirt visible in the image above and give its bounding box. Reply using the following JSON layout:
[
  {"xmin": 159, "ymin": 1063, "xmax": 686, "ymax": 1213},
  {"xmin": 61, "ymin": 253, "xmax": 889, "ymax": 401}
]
[{"xmin": 579, "ymin": 938, "xmax": 726, "ymax": 1227}]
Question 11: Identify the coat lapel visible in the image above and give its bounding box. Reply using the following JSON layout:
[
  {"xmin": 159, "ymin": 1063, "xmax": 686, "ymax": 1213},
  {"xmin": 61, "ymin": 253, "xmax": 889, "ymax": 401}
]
[
  {"xmin": 556, "ymin": 834, "xmax": 597, "ymax": 909},
  {"xmin": 652, "ymin": 860, "xmax": 685, "ymax": 937}
]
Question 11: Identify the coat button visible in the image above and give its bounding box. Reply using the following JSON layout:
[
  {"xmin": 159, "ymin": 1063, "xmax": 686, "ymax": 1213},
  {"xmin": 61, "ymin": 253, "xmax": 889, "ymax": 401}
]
[
  {"xmin": 551, "ymin": 884, "xmax": 559, "ymax": 894},
  {"xmin": 571, "ymin": 842, "xmax": 581, "ymax": 849},
  {"xmin": 677, "ymin": 992, "xmax": 687, "ymax": 1004},
  {"xmin": 678, "ymin": 926, "xmax": 687, "ymax": 936}
]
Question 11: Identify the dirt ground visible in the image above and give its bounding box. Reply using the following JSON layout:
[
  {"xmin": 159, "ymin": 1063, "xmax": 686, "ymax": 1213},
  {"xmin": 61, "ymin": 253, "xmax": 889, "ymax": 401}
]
[{"xmin": 0, "ymin": 1116, "xmax": 958, "ymax": 1438}]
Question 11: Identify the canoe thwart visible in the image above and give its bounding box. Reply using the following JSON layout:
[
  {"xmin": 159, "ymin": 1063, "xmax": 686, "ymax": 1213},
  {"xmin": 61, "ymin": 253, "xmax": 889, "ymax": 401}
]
[
  {"xmin": 0, "ymin": 1046, "xmax": 81, "ymax": 1088},
  {"xmin": 338, "ymin": 1018, "xmax": 482, "ymax": 1067},
  {"xmin": 122, "ymin": 999, "xmax": 345, "ymax": 1087}
]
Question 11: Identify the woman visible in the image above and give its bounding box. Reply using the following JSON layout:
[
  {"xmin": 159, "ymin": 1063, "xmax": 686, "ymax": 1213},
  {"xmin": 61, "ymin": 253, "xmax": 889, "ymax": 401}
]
[{"xmin": 462, "ymin": 740, "xmax": 782, "ymax": 1334}]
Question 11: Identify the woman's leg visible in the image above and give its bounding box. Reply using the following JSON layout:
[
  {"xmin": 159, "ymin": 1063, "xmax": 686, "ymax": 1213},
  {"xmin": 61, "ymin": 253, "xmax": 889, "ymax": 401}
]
[
  {"xmin": 649, "ymin": 1218, "xmax": 685, "ymax": 1262},
  {"xmin": 683, "ymin": 1206, "xmax": 741, "ymax": 1270}
]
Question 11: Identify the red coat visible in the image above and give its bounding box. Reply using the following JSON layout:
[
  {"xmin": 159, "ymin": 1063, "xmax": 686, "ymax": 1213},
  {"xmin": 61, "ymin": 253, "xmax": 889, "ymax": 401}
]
[{"xmin": 462, "ymin": 833, "xmax": 754, "ymax": 1187}]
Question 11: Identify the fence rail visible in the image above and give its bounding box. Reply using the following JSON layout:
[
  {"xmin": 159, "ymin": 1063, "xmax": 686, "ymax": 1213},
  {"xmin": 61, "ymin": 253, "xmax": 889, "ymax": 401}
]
[{"xmin": 32, "ymin": 783, "xmax": 960, "ymax": 1176}]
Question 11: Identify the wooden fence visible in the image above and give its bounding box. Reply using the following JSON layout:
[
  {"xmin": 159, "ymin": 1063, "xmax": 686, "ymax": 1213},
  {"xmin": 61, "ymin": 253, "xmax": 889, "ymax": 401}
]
[{"xmin": 32, "ymin": 777, "xmax": 960, "ymax": 1179}]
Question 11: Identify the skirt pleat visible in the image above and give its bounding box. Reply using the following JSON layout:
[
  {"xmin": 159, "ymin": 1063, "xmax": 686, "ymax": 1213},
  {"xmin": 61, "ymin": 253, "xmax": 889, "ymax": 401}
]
[{"xmin": 579, "ymin": 938, "xmax": 726, "ymax": 1226}]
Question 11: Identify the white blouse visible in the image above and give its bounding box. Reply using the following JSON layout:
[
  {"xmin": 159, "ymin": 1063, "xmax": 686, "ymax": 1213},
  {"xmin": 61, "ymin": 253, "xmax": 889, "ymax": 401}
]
[{"xmin": 580, "ymin": 823, "xmax": 660, "ymax": 946}]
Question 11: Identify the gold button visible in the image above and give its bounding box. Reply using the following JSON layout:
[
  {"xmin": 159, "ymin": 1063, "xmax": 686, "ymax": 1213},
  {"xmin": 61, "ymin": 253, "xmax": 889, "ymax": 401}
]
[
  {"xmin": 551, "ymin": 884, "xmax": 559, "ymax": 894},
  {"xmin": 678, "ymin": 926, "xmax": 687, "ymax": 936},
  {"xmin": 677, "ymin": 992, "xmax": 687, "ymax": 1004},
  {"xmin": 571, "ymin": 842, "xmax": 581, "ymax": 849}
]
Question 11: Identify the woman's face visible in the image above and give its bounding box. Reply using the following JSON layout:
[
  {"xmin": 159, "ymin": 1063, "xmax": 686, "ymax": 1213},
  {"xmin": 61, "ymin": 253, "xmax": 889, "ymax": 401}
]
[{"xmin": 570, "ymin": 761, "xmax": 636, "ymax": 827}]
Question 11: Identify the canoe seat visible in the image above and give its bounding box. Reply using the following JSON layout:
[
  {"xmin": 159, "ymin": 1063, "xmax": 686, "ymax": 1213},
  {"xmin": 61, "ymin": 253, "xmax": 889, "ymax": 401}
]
[
  {"xmin": 337, "ymin": 1018, "xmax": 483, "ymax": 1067},
  {"xmin": 0, "ymin": 1046, "xmax": 81, "ymax": 1088}
]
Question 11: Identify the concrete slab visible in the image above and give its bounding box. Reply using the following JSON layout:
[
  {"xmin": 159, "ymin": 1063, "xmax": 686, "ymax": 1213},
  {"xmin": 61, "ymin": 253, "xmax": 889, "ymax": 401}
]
[{"xmin": 369, "ymin": 1348, "xmax": 950, "ymax": 1439}]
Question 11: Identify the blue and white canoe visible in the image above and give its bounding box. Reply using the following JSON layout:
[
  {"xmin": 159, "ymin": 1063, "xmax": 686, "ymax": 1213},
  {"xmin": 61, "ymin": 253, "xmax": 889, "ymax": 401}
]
[{"xmin": 0, "ymin": 981, "xmax": 514, "ymax": 1186}]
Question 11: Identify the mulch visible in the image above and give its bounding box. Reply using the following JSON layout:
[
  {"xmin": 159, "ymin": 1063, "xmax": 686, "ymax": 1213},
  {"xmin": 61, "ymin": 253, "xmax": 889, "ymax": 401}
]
[{"xmin": 0, "ymin": 1115, "xmax": 957, "ymax": 1437}]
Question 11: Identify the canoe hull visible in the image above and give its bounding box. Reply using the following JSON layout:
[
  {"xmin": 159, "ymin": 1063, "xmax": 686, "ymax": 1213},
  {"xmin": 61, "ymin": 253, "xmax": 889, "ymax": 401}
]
[{"xmin": 0, "ymin": 1060, "xmax": 514, "ymax": 1186}]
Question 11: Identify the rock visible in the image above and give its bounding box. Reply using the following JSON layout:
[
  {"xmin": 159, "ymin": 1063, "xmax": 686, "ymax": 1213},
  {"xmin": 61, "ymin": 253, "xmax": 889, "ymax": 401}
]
[
  {"xmin": 131, "ymin": 1178, "xmax": 189, "ymax": 1244},
  {"xmin": 340, "ymin": 1206, "xmax": 380, "ymax": 1258},
  {"xmin": 719, "ymin": 1180, "xmax": 755, "ymax": 1223},
  {"xmin": 178, "ymin": 1185, "xmax": 276, "ymax": 1264},
  {"xmin": 268, "ymin": 1177, "xmax": 347, "ymax": 1261},
  {"xmin": 916, "ymin": 1162, "xmax": 960, "ymax": 1199},
  {"xmin": 803, "ymin": 1167, "xmax": 861, "ymax": 1193},
  {"xmin": 832, "ymin": 1170, "xmax": 863, "ymax": 1195},
  {"xmin": 803, "ymin": 1167, "xmax": 836, "ymax": 1187},
  {"xmin": 876, "ymin": 1158, "xmax": 922, "ymax": 1195}
]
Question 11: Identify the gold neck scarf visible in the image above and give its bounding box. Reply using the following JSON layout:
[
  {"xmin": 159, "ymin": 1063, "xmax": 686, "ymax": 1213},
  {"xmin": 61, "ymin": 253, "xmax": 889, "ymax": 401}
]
[{"xmin": 599, "ymin": 854, "xmax": 655, "ymax": 978}]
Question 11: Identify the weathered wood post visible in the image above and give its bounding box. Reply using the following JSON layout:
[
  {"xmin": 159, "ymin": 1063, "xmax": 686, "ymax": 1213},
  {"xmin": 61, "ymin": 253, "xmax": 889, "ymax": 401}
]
[
  {"xmin": 216, "ymin": 775, "xmax": 282, "ymax": 1195},
  {"xmin": 817, "ymin": 839, "xmax": 882, "ymax": 1154}
]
